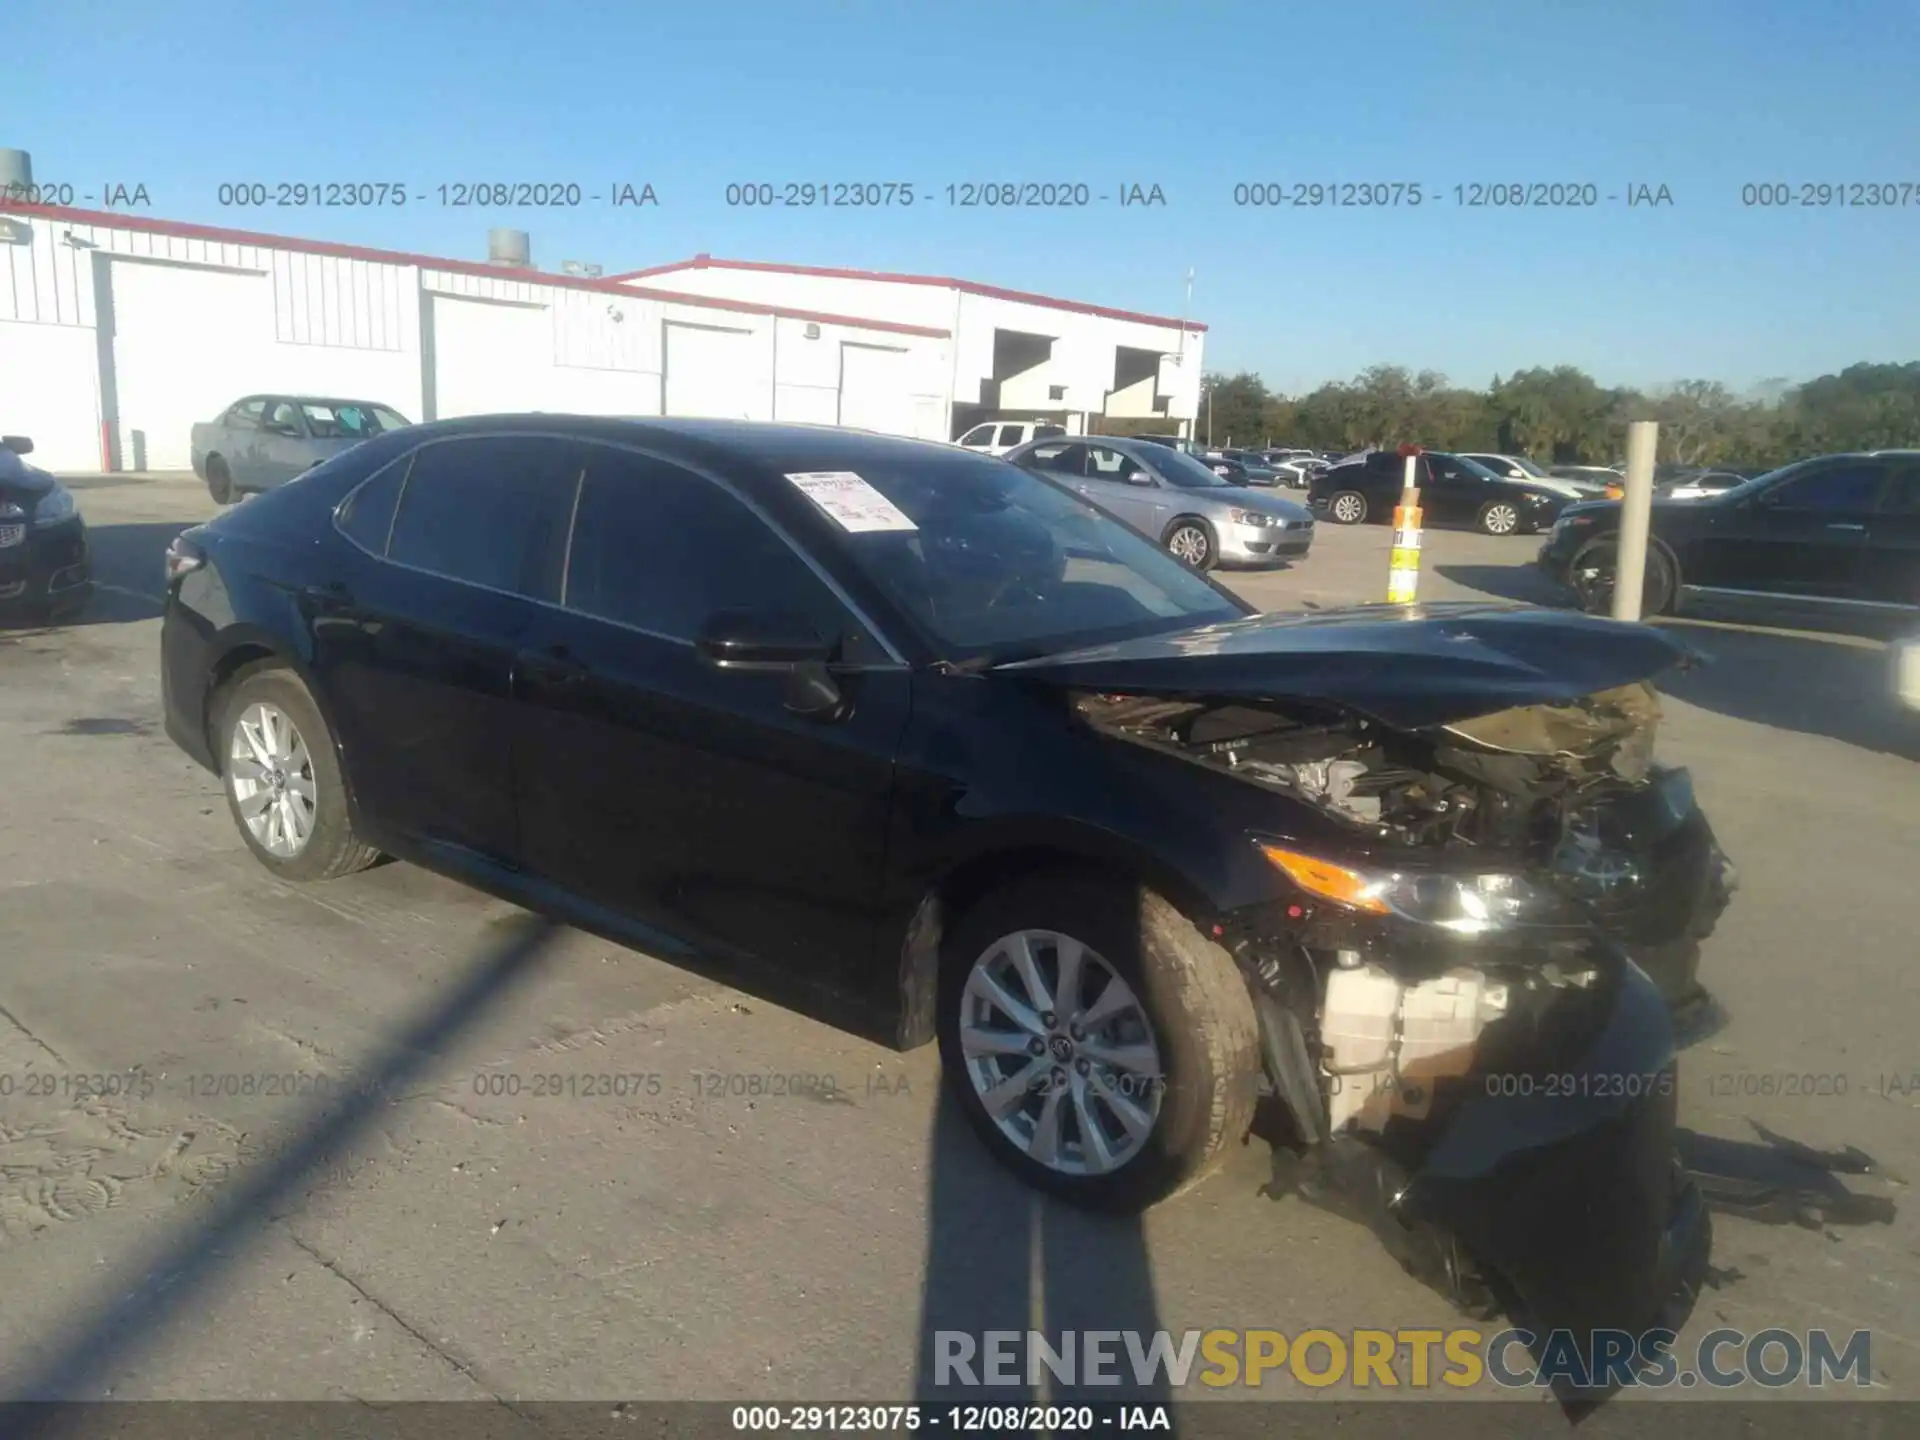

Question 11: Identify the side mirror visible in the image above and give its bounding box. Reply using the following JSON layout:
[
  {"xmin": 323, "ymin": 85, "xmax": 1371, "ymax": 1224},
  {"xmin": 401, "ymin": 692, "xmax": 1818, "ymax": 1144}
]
[
  {"xmin": 695, "ymin": 609, "xmax": 833, "ymax": 671},
  {"xmin": 2, "ymin": 435, "xmax": 33, "ymax": 455},
  {"xmin": 1123, "ymin": 470, "xmax": 1156, "ymax": 486}
]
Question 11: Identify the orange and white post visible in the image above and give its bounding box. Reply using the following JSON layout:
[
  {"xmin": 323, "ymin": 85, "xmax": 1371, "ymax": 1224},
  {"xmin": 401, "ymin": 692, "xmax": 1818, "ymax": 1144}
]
[{"xmin": 1387, "ymin": 444, "xmax": 1424, "ymax": 604}]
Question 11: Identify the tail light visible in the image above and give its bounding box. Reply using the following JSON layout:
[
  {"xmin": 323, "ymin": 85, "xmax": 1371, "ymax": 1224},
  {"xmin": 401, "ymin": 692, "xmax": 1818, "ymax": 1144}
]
[{"xmin": 164, "ymin": 533, "xmax": 205, "ymax": 586}]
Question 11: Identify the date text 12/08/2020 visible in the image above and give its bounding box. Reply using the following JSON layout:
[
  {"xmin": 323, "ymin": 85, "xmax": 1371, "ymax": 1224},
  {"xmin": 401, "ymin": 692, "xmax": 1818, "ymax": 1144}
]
[
  {"xmin": 721, "ymin": 183, "xmax": 1168, "ymax": 207},
  {"xmin": 1230, "ymin": 182, "xmax": 1675, "ymax": 207},
  {"xmin": 210, "ymin": 182, "xmax": 659, "ymax": 208}
]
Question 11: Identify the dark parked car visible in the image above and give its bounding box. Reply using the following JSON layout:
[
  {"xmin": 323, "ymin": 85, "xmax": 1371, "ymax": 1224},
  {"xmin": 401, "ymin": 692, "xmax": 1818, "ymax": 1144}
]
[
  {"xmin": 0, "ymin": 435, "xmax": 91, "ymax": 623},
  {"xmin": 161, "ymin": 417, "xmax": 1733, "ymax": 1354},
  {"xmin": 1538, "ymin": 450, "xmax": 1920, "ymax": 622},
  {"xmin": 1218, "ymin": 449, "xmax": 1283, "ymax": 485},
  {"xmin": 1311, "ymin": 450, "xmax": 1572, "ymax": 534},
  {"xmin": 1004, "ymin": 433, "xmax": 1313, "ymax": 569}
]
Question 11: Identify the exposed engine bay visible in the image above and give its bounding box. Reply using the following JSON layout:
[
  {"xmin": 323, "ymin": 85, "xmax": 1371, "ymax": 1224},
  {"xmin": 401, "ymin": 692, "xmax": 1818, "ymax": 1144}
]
[
  {"xmin": 1072, "ymin": 679, "xmax": 1664, "ymax": 862},
  {"xmin": 1072, "ymin": 680, "xmax": 1735, "ymax": 1136}
]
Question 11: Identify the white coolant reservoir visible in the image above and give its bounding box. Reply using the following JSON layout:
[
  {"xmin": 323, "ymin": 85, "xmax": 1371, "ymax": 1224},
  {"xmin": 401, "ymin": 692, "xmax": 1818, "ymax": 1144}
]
[
  {"xmin": 1321, "ymin": 966, "xmax": 1402, "ymax": 1131},
  {"xmin": 1320, "ymin": 966, "xmax": 1509, "ymax": 1132}
]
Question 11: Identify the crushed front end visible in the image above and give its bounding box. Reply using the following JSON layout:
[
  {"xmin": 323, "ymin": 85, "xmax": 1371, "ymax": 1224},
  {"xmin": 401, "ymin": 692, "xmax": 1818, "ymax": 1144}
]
[{"xmin": 1073, "ymin": 677, "xmax": 1734, "ymax": 1361}]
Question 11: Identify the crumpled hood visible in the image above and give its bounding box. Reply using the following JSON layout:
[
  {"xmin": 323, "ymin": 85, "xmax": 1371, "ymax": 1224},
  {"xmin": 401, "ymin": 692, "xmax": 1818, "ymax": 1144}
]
[{"xmin": 995, "ymin": 601, "xmax": 1699, "ymax": 730}]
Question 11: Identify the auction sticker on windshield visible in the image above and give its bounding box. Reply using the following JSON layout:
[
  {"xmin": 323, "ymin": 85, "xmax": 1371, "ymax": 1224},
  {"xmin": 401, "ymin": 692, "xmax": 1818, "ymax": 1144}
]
[{"xmin": 785, "ymin": 471, "xmax": 918, "ymax": 532}]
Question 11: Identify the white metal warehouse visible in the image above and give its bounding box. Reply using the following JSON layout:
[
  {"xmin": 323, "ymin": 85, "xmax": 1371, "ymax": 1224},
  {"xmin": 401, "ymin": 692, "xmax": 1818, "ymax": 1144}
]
[{"xmin": 0, "ymin": 199, "xmax": 1206, "ymax": 474}]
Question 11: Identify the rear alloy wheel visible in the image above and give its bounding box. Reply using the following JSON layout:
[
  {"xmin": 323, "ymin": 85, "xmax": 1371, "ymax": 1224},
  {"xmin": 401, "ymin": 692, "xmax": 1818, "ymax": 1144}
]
[
  {"xmin": 1479, "ymin": 500, "xmax": 1522, "ymax": 536},
  {"xmin": 938, "ymin": 875, "xmax": 1261, "ymax": 1213},
  {"xmin": 1165, "ymin": 520, "xmax": 1216, "ymax": 570},
  {"xmin": 1568, "ymin": 539, "xmax": 1676, "ymax": 617},
  {"xmin": 1328, "ymin": 490, "xmax": 1368, "ymax": 524},
  {"xmin": 216, "ymin": 665, "xmax": 380, "ymax": 881},
  {"xmin": 206, "ymin": 457, "xmax": 235, "ymax": 506}
]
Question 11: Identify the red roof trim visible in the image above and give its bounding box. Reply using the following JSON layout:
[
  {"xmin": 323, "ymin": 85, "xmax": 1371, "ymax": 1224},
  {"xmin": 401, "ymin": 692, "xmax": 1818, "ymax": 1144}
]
[
  {"xmin": 606, "ymin": 255, "xmax": 1209, "ymax": 332},
  {"xmin": 0, "ymin": 202, "xmax": 949, "ymax": 338}
]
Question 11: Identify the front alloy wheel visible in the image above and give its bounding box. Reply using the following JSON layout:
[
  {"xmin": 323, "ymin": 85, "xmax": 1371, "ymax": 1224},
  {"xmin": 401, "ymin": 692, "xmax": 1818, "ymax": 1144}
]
[
  {"xmin": 959, "ymin": 929, "xmax": 1165, "ymax": 1177},
  {"xmin": 229, "ymin": 701, "xmax": 316, "ymax": 858},
  {"xmin": 1166, "ymin": 522, "xmax": 1213, "ymax": 568},
  {"xmin": 1481, "ymin": 501, "xmax": 1521, "ymax": 535}
]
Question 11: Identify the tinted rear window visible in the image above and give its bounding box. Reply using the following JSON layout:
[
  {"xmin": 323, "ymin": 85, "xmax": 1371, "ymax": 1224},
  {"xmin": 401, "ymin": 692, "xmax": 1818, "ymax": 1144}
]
[{"xmin": 385, "ymin": 436, "xmax": 579, "ymax": 596}]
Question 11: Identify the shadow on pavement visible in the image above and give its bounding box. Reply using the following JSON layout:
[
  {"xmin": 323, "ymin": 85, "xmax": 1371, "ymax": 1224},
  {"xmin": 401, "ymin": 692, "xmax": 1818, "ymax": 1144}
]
[
  {"xmin": 1430, "ymin": 562, "xmax": 1572, "ymax": 608},
  {"xmin": 1433, "ymin": 563, "xmax": 1917, "ymax": 759},
  {"xmin": 912, "ymin": 1089, "xmax": 1174, "ymax": 1407},
  {"xmin": 1656, "ymin": 622, "xmax": 1919, "ymax": 760},
  {"xmin": 0, "ymin": 522, "xmax": 189, "ymax": 631},
  {"xmin": 0, "ymin": 914, "xmax": 563, "ymax": 1417}
]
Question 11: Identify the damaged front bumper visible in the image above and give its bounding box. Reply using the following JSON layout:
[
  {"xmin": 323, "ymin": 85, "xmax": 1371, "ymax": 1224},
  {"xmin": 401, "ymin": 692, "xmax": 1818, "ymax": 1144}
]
[{"xmin": 1270, "ymin": 960, "xmax": 1711, "ymax": 1350}]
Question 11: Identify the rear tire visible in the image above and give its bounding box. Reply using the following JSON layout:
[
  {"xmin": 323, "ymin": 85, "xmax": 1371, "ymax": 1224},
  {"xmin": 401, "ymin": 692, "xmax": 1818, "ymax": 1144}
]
[
  {"xmin": 937, "ymin": 873, "xmax": 1261, "ymax": 1214},
  {"xmin": 214, "ymin": 663, "xmax": 380, "ymax": 882},
  {"xmin": 206, "ymin": 457, "xmax": 235, "ymax": 506},
  {"xmin": 1327, "ymin": 490, "xmax": 1368, "ymax": 525}
]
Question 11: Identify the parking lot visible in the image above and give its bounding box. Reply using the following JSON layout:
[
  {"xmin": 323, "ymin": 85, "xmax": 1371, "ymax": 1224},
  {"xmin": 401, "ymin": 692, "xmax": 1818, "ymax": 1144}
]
[{"xmin": 2, "ymin": 471, "xmax": 1917, "ymax": 1410}]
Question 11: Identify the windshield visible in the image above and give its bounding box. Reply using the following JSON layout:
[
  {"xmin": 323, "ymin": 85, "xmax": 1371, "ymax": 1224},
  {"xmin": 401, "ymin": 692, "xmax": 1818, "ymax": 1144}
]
[
  {"xmin": 1713, "ymin": 457, "xmax": 1823, "ymax": 500},
  {"xmin": 1507, "ymin": 456, "xmax": 1550, "ymax": 477},
  {"xmin": 1446, "ymin": 454, "xmax": 1504, "ymax": 481},
  {"xmin": 811, "ymin": 454, "xmax": 1247, "ymax": 662},
  {"xmin": 1153, "ymin": 447, "xmax": 1239, "ymax": 488},
  {"xmin": 302, "ymin": 402, "xmax": 411, "ymax": 438}
]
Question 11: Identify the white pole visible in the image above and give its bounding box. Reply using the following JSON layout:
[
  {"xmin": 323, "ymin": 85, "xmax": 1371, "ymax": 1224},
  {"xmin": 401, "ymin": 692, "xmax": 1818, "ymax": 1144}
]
[{"xmin": 1612, "ymin": 420, "xmax": 1660, "ymax": 621}]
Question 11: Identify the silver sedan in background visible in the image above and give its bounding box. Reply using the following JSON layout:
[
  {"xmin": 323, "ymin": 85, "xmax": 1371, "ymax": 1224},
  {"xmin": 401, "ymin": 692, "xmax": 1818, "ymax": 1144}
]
[
  {"xmin": 1003, "ymin": 433, "xmax": 1315, "ymax": 571},
  {"xmin": 191, "ymin": 395, "xmax": 412, "ymax": 503}
]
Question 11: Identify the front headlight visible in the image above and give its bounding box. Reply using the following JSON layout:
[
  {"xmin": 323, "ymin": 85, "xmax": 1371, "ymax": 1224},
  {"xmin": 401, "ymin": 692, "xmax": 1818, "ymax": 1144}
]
[
  {"xmin": 1259, "ymin": 843, "xmax": 1569, "ymax": 934},
  {"xmin": 32, "ymin": 484, "xmax": 77, "ymax": 528},
  {"xmin": 1228, "ymin": 508, "xmax": 1278, "ymax": 527}
]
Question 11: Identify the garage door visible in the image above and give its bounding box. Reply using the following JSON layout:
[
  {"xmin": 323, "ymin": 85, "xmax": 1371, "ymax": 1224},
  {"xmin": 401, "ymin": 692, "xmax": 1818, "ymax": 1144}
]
[
  {"xmin": 663, "ymin": 322, "xmax": 758, "ymax": 419},
  {"xmin": 110, "ymin": 261, "xmax": 273, "ymax": 470},
  {"xmin": 0, "ymin": 321, "xmax": 100, "ymax": 472},
  {"xmin": 432, "ymin": 296, "xmax": 553, "ymax": 418},
  {"xmin": 837, "ymin": 343, "xmax": 913, "ymax": 437}
]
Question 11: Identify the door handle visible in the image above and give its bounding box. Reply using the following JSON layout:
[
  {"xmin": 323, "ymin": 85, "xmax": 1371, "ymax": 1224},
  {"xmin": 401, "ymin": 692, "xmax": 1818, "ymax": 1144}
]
[
  {"xmin": 516, "ymin": 645, "xmax": 589, "ymax": 687},
  {"xmin": 1825, "ymin": 522, "xmax": 1866, "ymax": 532},
  {"xmin": 300, "ymin": 580, "xmax": 354, "ymax": 608}
]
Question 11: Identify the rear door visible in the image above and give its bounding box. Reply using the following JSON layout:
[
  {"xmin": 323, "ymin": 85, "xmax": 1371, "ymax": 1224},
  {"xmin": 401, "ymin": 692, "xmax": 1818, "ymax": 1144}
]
[
  {"xmin": 1862, "ymin": 460, "xmax": 1920, "ymax": 612},
  {"xmin": 320, "ymin": 433, "xmax": 579, "ymax": 864},
  {"xmin": 510, "ymin": 442, "xmax": 911, "ymax": 985},
  {"xmin": 1689, "ymin": 459, "xmax": 1884, "ymax": 600}
]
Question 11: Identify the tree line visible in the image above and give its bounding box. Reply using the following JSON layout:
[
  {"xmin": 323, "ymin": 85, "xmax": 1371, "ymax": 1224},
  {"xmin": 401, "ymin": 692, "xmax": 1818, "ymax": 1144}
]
[{"xmin": 1155, "ymin": 362, "xmax": 1920, "ymax": 467}]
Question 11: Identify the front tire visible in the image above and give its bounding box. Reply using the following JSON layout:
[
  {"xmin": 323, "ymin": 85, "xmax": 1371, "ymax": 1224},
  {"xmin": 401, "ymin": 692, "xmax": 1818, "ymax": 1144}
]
[
  {"xmin": 1478, "ymin": 499, "xmax": 1522, "ymax": 536},
  {"xmin": 1568, "ymin": 538, "xmax": 1677, "ymax": 617},
  {"xmin": 215, "ymin": 664, "xmax": 380, "ymax": 881},
  {"xmin": 937, "ymin": 874, "xmax": 1261, "ymax": 1213},
  {"xmin": 1163, "ymin": 518, "xmax": 1217, "ymax": 570}
]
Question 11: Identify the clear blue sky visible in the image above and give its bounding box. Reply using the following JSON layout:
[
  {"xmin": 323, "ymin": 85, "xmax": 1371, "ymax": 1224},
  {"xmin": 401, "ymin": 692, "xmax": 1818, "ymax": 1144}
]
[{"xmin": 11, "ymin": 0, "xmax": 1917, "ymax": 395}]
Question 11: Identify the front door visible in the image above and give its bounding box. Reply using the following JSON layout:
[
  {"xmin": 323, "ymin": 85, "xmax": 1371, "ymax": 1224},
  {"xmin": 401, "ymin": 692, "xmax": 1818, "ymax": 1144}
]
[
  {"xmin": 1083, "ymin": 444, "xmax": 1168, "ymax": 536},
  {"xmin": 1688, "ymin": 459, "xmax": 1884, "ymax": 600},
  {"xmin": 246, "ymin": 398, "xmax": 312, "ymax": 490},
  {"xmin": 1861, "ymin": 460, "xmax": 1920, "ymax": 612},
  {"xmin": 510, "ymin": 441, "xmax": 912, "ymax": 984}
]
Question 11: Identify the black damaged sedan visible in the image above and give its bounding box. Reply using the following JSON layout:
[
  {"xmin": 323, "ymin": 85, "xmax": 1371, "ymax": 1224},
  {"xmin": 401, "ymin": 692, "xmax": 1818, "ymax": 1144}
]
[
  {"xmin": 160, "ymin": 416, "xmax": 1734, "ymax": 1352},
  {"xmin": 0, "ymin": 435, "xmax": 92, "ymax": 623}
]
